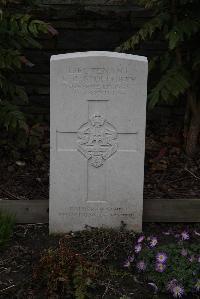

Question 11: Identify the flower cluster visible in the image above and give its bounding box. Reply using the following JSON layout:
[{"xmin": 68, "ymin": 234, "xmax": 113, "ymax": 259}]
[
  {"xmin": 123, "ymin": 228, "xmax": 200, "ymax": 298},
  {"xmin": 155, "ymin": 252, "xmax": 168, "ymax": 273},
  {"xmin": 167, "ymin": 280, "xmax": 185, "ymax": 298}
]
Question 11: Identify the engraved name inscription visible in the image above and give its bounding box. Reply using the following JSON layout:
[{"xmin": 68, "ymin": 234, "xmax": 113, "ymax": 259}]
[
  {"xmin": 77, "ymin": 113, "xmax": 118, "ymax": 167},
  {"xmin": 62, "ymin": 66, "xmax": 136, "ymax": 96}
]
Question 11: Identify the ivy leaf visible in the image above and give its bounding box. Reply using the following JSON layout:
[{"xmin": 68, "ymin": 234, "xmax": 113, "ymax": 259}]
[
  {"xmin": 0, "ymin": 102, "xmax": 28, "ymax": 131},
  {"xmin": 148, "ymin": 67, "xmax": 190, "ymax": 109},
  {"xmin": 116, "ymin": 12, "xmax": 169, "ymax": 51}
]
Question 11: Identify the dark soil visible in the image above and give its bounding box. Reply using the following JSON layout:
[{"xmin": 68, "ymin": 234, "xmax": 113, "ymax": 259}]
[
  {"xmin": 0, "ymin": 224, "xmax": 60, "ymax": 299},
  {"xmin": 144, "ymin": 120, "xmax": 200, "ymax": 199},
  {"xmin": 0, "ymin": 223, "xmax": 199, "ymax": 299},
  {"xmin": 0, "ymin": 120, "xmax": 199, "ymax": 201}
]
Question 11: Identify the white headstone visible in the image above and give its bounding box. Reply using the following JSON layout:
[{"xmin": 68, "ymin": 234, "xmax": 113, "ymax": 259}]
[{"xmin": 50, "ymin": 51, "xmax": 148, "ymax": 233}]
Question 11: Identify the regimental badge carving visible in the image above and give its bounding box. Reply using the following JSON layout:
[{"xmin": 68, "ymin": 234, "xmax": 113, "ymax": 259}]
[{"xmin": 77, "ymin": 113, "xmax": 118, "ymax": 167}]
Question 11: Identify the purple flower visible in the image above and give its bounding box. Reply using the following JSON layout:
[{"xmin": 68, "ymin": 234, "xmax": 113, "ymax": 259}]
[
  {"xmin": 181, "ymin": 248, "xmax": 188, "ymax": 256},
  {"xmin": 137, "ymin": 235, "xmax": 145, "ymax": 243},
  {"xmin": 155, "ymin": 262, "xmax": 166, "ymax": 273},
  {"xmin": 167, "ymin": 279, "xmax": 178, "ymax": 292},
  {"xmin": 135, "ymin": 243, "xmax": 142, "ymax": 253},
  {"xmin": 188, "ymin": 255, "xmax": 195, "ymax": 262},
  {"xmin": 123, "ymin": 259, "xmax": 131, "ymax": 268},
  {"xmin": 136, "ymin": 260, "xmax": 146, "ymax": 271},
  {"xmin": 123, "ymin": 255, "xmax": 134, "ymax": 267},
  {"xmin": 181, "ymin": 231, "xmax": 190, "ymax": 240},
  {"xmin": 156, "ymin": 252, "xmax": 168, "ymax": 263},
  {"xmin": 195, "ymin": 279, "xmax": 200, "ymax": 292},
  {"xmin": 149, "ymin": 237, "xmax": 158, "ymax": 248},
  {"xmin": 198, "ymin": 256, "xmax": 200, "ymax": 263},
  {"xmin": 171, "ymin": 285, "xmax": 184, "ymax": 298},
  {"xmin": 128, "ymin": 255, "xmax": 135, "ymax": 262},
  {"xmin": 167, "ymin": 280, "xmax": 184, "ymax": 298}
]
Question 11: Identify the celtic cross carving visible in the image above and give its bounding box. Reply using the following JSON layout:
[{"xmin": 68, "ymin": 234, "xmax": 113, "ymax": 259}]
[{"xmin": 77, "ymin": 113, "xmax": 118, "ymax": 167}]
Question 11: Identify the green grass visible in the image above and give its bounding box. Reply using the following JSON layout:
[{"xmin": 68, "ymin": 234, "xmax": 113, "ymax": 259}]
[{"xmin": 0, "ymin": 210, "xmax": 15, "ymax": 248}]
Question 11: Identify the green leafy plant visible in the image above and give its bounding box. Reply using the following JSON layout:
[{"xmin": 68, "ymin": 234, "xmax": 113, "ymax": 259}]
[
  {"xmin": 0, "ymin": 210, "xmax": 15, "ymax": 248},
  {"xmin": 33, "ymin": 240, "xmax": 98, "ymax": 298},
  {"xmin": 0, "ymin": 0, "xmax": 56, "ymax": 155},
  {"xmin": 117, "ymin": 0, "xmax": 200, "ymax": 156}
]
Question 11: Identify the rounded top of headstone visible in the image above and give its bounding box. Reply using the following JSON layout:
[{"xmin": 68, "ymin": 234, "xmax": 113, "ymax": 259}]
[{"xmin": 50, "ymin": 51, "xmax": 147, "ymax": 62}]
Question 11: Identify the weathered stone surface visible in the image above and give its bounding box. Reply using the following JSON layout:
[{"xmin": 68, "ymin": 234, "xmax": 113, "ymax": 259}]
[{"xmin": 49, "ymin": 51, "xmax": 148, "ymax": 232}]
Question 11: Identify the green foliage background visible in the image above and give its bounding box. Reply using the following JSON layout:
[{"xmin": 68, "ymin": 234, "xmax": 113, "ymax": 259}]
[
  {"xmin": 118, "ymin": 0, "xmax": 200, "ymax": 108},
  {"xmin": 117, "ymin": 0, "xmax": 200, "ymax": 155},
  {"xmin": 0, "ymin": 0, "xmax": 50, "ymax": 157}
]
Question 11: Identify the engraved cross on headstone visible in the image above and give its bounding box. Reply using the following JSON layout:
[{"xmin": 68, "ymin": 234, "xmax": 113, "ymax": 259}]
[{"xmin": 56, "ymin": 99, "xmax": 138, "ymax": 203}]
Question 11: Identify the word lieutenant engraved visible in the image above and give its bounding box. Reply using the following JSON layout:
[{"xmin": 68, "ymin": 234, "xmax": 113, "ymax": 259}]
[{"xmin": 77, "ymin": 113, "xmax": 118, "ymax": 167}]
